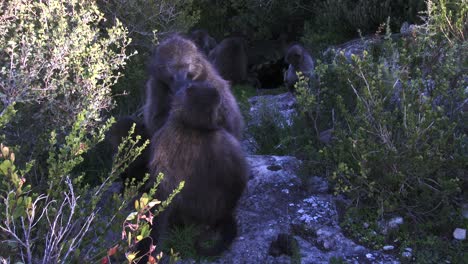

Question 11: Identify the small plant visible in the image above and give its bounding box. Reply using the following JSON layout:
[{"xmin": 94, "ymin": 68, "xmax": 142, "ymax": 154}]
[
  {"xmin": 247, "ymin": 98, "xmax": 291, "ymax": 155},
  {"xmin": 120, "ymin": 175, "xmax": 184, "ymax": 264}
]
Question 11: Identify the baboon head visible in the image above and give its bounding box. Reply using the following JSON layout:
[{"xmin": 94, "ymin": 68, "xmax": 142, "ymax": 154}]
[
  {"xmin": 285, "ymin": 44, "xmax": 304, "ymax": 68},
  {"xmin": 149, "ymin": 35, "xmax": 208, "ymax": 94},
  {"xmin": 170, "ymin": 81, "xmax": 221, "ymax": 130}
]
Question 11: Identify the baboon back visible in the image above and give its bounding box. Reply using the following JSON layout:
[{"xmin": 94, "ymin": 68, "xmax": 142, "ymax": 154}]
[{"xmin": 209, "ymin": 36, "xmax": 248, "ymax": 85}]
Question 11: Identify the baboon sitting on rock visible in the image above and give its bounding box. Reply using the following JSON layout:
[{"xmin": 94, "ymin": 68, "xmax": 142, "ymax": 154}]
[{"xmin": 137, "ymin": 80, "xmax": 248, "ymax": 262}]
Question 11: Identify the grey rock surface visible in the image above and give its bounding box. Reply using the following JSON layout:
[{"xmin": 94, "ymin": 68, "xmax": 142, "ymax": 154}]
[{"xmin": 248, "ymin": 92, "xmax": 297, "ymax": 127}]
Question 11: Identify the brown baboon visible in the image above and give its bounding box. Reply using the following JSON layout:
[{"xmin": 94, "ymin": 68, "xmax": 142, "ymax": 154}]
[
  {"xmin": 143, "ymin": 34, "xmax": 243, "ymax": 139},
  {"xmin": 137, "ymin": 80, "xmax": 248, "ymax": 262},
  {"xmin": 283, "ymin": 44, "xmax": 315, "ymax": 92},
  {"xmin": 208, "ymin": 36, "xmax": 248, "ymax": 85},
  {"xmin": 189, "ymin": 29, "xmax": 217, "ymax": 56},
  {"xmin": 107, "ymin": 116, "xmax": 150, "ymax": 186}
]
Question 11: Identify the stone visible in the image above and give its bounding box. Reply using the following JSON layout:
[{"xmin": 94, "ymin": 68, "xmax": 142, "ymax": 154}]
[
  {"xmin": 383, "ymin": 245, "xmax": 395, "ymax": 251},
  {"xmin": 379, "ymin": 216, "xmax": 404, "ymax": 234},
  {"xmin": 388, "ymin": 216, "xmax": 404, "ymax": 228},
  {"xmin": 402, "ymin": 251, "xmax": 412, "ymax": 258},
  {"xmin": 453, "ymin": 228, "xmax": 466, "ymax": 240}
]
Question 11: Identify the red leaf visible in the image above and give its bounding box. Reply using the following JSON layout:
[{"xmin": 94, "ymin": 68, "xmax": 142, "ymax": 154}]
[{"xmin": 107, "ymin": 245, "xmax": 119, "ymax": 256}]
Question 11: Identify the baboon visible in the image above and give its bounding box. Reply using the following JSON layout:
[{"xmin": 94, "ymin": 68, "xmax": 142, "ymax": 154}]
[
  {"xmin": 283, "ymin": 44, "xmax": 315, "ymax": 92},
  {"xmin": 137, "ymin": 80, "xmax": 248, "ymax": 262},
  {"xmin": 143, "ymin": 34, "xmax": 243, "ymax": 139},
  {"xmin": 189, "ymin": 29, "xmax": 217, "ymax": 56},
  {"xmin": 107, "ymin": 116, "xmax": 150, "ymax": 186},
  {"xmin": 208, "ymin": 36, "xmax": 248, "ymax": 85}
]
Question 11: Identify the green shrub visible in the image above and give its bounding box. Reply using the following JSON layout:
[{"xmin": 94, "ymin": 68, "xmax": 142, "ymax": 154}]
[
  {"xmin": 98, "ymin": 0, "xmax": 200, "ymax": 48},
  {"xmin": 0, "ymin": 113, "xmax": 117, "ymax": 263},
  {"xmin": 297, "ymin": 0, "xmax": 467, "ymax": 260},
  {"xmin": 302, "ymin": 0, "xmax": 426, "ymax": 53},
  {"xmin": 0, "ymin": 0, "xmax": 132, "ymax": 160},
  {"xmin": 327, "ymin": 0, "xmax": 466, "ymax": 222}
]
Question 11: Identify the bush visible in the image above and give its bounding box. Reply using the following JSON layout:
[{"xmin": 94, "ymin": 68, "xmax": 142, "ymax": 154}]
[
  {"xmin": 302, "ymin": 0, "xmax": 426, "ymax": 53},
  {"xmin": 0, "ymin": 0, "xmax": 161, "ymax": 262},
  {"xmin": 0, "ymin": 113, "xmax": 118, "ymax": 263},
  {"xmin": 297, "ymin": 0, "xmax": 467, "ymax": 260},
  {"xmin": 0, "ymin": 0, "xmax": 132, "ymax": 160},
  {"xmin": 328, "ymin": 0, "xmax": 466, "ymax": 222},
  {"xmin": 98, "ymin": 0, "xmax": 200, "ymax": 49}
]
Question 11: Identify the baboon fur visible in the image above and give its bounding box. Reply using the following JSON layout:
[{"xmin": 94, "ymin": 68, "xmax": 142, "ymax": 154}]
[
  {"xmin": 107, "ymin": 116, "xmax": 150, "ymax": 186},
  {"xmin": 138, "ymin": 81, "xmax": 248, "ymax": 261},
  {"xmin": 283, "ymin": 44, "xmax": 315, "ymax": 92},
  {"xmin": 189, "ymin": 29, "xmax": 217, "ymax": 56},
  {"xmin": 208, "ymin": 36, "xmax": 248, "ymax": 85},
  {"xmin": 143, "ymin": 34, "xmax": 243, "ymax": 139}
]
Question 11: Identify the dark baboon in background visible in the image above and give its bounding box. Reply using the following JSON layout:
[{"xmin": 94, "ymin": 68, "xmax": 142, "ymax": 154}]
[
  {"xmin": 189, "ymin": 29, "xmax": 217, "ymax": 56},
  {"xmin": 137, "ymin": 80, "xmax": 248, "ymax": 262},
  {"xmin": 208, "ymin": 36, "xmax": 248, "ymax": 85},
  {"xmin": 144, "ymin": 34, "xmax": 243, "ymax": 139},
  {"xmin": 107, "ymin": 116, "xmax": 150, "ymax": 186},
  {"xmin": 283, "ymin": 44, "xmax": 315, "ymax": 92}
]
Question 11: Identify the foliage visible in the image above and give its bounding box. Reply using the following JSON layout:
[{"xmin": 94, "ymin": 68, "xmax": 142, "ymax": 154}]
[
  {"xmin": 230, "ymin": 84, "xmax": 257, "ymax": 117},
  {"xmin": 98, "ymin": 0, "xmax": 200, "ymax": 48},
  {"xmin": 302, "ymin": 0, "xmax": 426, "ymax": 53},
  {"xmin": 295, "ymin": 0, "xmax": 467, "ymax": 261},
  {"xmin": 121, "ymin": 174, "xmax": 183, "ymax": 264},
  {"xmin": 0, "ymin": 0, "xmax": 132, "ymax": 159},
  {"xmin": 0, "ymin": 112, "xmax": 114, "ymax": 263},
  {"xmin": 192, "ymin": 0, "xmax": 313, "ymax": 40},
  {"xmin": 0, "ymin": 112, "xmax": 184, "ymax": 263},
  {"xmin": 247, "ymin": 98, "xmax": 292, "ymax": 155},
  {"xmin": 111, "ymin": 53, "xmax": 149, "ymax": 116}
]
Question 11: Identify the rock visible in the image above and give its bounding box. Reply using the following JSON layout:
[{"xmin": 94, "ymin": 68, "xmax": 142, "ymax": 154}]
[
  {"xmin": 402, "ymin": 251, "xmax": 412, "ymax": 258},
  {"xmin": 383, "ymin": 245, "xmax": 395, "ymax": 251},
  {"xmin": 453, "ymin": 228, "xmax": 466, "ymax": 240},
  {"xmin": 379, "ymin": 216, "xmax": 404, "ymax": 234},
  {"xmin": 388, "ymin": 216, "xmax": 404, "ymax": 227},
  {"xmin": 268, "ymin": 233, "xmax": 299, "ymax": 257},
  {"xmin": 248, "ymin": 92, "xmax": 297, "ymax": 127},
  {"xmin": 366, "ymin": 253, "xmax": 375, "ymax": 260},
  {"xmin": 402, "ymin": 247, "xmax": 413, "ymax": 258}
]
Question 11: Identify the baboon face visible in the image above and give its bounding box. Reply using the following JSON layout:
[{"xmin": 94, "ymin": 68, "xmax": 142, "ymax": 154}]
[
  {"xmin": 286, "ymin": 45, "xmax": 303, "ymax": 68},
  {"xmin": 152, "ymin": 36, "xmax": 207, "ymax": 93}
]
